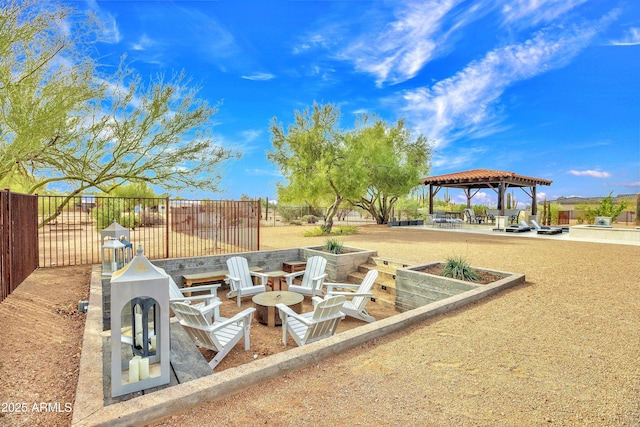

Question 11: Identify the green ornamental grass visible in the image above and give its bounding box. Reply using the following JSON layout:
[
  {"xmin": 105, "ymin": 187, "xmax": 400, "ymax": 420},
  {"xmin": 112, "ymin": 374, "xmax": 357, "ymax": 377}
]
[{"xmin": 442, "ymin": 256, "xmax": 480, "ymax": 282}]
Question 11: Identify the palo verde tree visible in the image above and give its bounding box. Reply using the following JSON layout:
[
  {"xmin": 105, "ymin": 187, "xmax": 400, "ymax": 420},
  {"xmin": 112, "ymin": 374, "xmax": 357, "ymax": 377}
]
[
  {"xmin": 0, "ymin": 0, "xmax": 99, "ymax": 184},
  {"xmin": 268, "ymin": 103, "xmax": 360, "ymax": 233},
  {"xmin": 346, "ymin": 116, "xmax": 431, "ymax": 224},
  {"xmin": 0, "ymin": 1, "xmax": 238, "ymax": 226},
  {"xmin": 268, "ymin": 104, "xmax": 431, "ymax": 231}
]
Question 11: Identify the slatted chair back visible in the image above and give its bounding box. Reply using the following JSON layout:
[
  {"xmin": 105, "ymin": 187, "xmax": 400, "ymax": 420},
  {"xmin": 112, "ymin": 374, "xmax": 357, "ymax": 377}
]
[
  {"xmin": 300, "ymin": 256, "xmax": 327, "ymax": 291},
  {"xmin": 226, "ymin": 256, "xmax": 253, "ymax": 292},
  {"xmin": 171, "ymin": 302, "xmax": 255, "ymax": 369},
  {"xmin": 171, "ymin": 302, "xmax": 222, "ymax": 351},
  {"xmin": 351, "ymin": 270, "xmax": 377, "ymax": 312},
  {"xmin": 304, "ymin": 295, "xmax": 346, "ymax": 343}
]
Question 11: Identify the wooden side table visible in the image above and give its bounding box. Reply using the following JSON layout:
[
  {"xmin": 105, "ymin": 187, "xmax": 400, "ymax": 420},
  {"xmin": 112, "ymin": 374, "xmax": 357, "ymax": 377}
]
[
  {"xmin": 252, "ymin": 291, "xmax": 303, "ymax": 327},
  {"xmin": 263, "ymin": 270, "xmax": 288, "ymax": 291},
  {"xmin": 282, "ymin": 261, "xmax": 306, "ymax": 274}
]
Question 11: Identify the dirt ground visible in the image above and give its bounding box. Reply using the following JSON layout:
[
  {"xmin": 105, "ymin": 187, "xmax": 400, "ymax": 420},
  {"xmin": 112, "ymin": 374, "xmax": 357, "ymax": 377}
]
[{"xmin": 1, "ymin": 224, "xmax": 639, "ymax": 426}]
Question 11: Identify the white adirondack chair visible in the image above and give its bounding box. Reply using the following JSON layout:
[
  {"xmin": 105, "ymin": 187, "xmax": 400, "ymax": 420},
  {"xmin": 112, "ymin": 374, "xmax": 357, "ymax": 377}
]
[
  {"xmin": 171, "ymin": 302, "xmax": 256, "ymax": 370},
  {"xmin": 225, "ymin": 256, "xmax": 268, "ymax": 307},
  {"xmin": 158, "ymin": 266, "xmax": 222, "ymax": 322},
  {"xmin": 284, "ymin": 256, "xmax": 327, "ymax": 297},
  {"xmin": 324, "ymin": 269, "xmax": 378, "ymax": 323},
  {"xmin": 276, "ymin": 295, "xmax": 346, "ymax": 347}
]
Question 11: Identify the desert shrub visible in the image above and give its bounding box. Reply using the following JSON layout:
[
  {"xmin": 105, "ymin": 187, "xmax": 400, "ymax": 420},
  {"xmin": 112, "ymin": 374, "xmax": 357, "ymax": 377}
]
[
  {"xmin": 323, "ymin": 238, "xmax": 344, "ymax": 254},
  {"xmin": 139, "ymin": 212, "xmax": 165, "ymax": 227},
  {"xmin": 333, "ymin": 225, "xmax": 358, "ymax": 235},
  {"xmin": 442, "ymin": 256, "xmax": 480, "ymax": 282},
  {"xmin": 303, "ymin": 227, "xmax": 325, "ymax": 236},
  {"xmin": 119, "ymin": 212, "xmax": 140, "ymax": 229},
  {"xmin": 302, "ymin": 225, "xmax": 358, "ymax": 237},
  {"xmin": 302, "ymin": 215, "xmax": 317, "ymax": 224}
]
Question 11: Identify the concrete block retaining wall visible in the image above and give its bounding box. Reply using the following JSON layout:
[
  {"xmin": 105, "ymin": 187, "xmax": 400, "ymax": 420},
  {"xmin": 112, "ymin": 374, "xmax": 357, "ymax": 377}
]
[
  {"xmin": 395, "ymin": 262, "xmax": 524, "ymax": 312},
  {"xmin": 301, "ymin": 246, "xmax": 377, "ymax": 282}
]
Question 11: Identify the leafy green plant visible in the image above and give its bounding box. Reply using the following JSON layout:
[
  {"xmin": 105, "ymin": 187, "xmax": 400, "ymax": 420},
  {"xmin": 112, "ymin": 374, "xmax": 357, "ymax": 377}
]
[
  {"xmin": 580, "ymin": 191, "xmax": 628, "ymax": 224},
  {"xmin": 442, "ymin": 256, "xmax": 480, "ymax": 282},
  {"xmin": 332, "ymin": 225, "xmax": 358, "ymax": 235},
  {"xmin": 303, "ymin": 225, "xmax": 358, "ymax": 237},
  {"xmin": 323, "ymin": 238, "xmax": 344, "ymax": 254}
]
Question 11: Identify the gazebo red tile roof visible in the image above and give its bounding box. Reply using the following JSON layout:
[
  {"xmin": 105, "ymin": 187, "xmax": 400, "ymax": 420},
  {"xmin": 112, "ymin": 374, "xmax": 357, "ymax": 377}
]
[
  {"xmin": 422, "ymin": 169, "xmax": 552, "ymax": 188},
  {"xmin": 421, "ymin": 169, "xmax": 552, "ymax": 215}
]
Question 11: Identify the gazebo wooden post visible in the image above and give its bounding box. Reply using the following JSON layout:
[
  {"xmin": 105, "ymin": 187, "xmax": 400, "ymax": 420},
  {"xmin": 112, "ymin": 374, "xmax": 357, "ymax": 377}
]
[
  {"xmin": 497, "ymin": 182, "xmax": 504, "ymax": 215},
  {"xmin": 532, "ymin": 186, "xmax": 537, "ymax": 215},
  {"xmin": 429, "ymin": 185, "xmax": 435, "ymax": 214}
]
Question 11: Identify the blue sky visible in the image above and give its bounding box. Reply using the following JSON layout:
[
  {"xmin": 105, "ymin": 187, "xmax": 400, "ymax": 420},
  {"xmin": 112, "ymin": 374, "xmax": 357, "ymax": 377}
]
[{"xmin": 76, "ymin": 0, "xmax": 640, "ymax": 206}]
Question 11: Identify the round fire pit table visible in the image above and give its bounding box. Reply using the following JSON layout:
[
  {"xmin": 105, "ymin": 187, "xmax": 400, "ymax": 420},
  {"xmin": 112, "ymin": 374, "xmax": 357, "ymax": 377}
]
[{"xmin": 252, "ymin": 291, "xmax": 303, "ymax": 327}]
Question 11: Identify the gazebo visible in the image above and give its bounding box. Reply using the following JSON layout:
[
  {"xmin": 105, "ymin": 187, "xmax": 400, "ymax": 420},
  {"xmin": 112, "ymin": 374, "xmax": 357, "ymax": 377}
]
[{"xmin": 422, "ymin": 169, "xmax": 552, "ymax": 216}]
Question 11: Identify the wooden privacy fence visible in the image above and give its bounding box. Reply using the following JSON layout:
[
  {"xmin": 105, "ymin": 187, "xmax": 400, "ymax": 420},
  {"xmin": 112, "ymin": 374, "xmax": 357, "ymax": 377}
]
[
  {"xmin": 1, "ymin": 190, "xmax": 39, "ymax": 303},
  {"xmin": 38, "ymin": 196, "xmax": 260, "ymax": 268}
]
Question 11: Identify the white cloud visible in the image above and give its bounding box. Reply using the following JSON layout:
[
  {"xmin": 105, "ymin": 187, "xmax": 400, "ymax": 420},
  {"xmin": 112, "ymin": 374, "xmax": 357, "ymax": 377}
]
[
  {"xmin": 241, "ymin": 73, "xmax": 275, "ymax": 81},
  {"xmin": 240, "ymin": 130, "xmax": 262, "ymax": 142},
  {"xmin": 244, "ymin": 168, "xmax": 281, "ymax": 177},
  {"xmin": 131, "ymin": 34, "xmax": 154, "ymax": 51},
  {"xmin": 401, "ymin": 14, "xmax": 614, "ymax": 148},
  {"xmin": 568, "ymin": 170, "xmax": 612, "ymax": 178},
  {"xmin": 501, "ymin": 0, "xmax": 588, "ymax": 25},
  {"xmin": 339, "ymin": 1, "xmax": 461, "ymax": 86},
  {"xmin": 86, "ymin": 0, "xmax": 121, "ymax": 44},
  {"xmin": 609, "ymin": 27, "xmax": 640, "ymax": 46}
]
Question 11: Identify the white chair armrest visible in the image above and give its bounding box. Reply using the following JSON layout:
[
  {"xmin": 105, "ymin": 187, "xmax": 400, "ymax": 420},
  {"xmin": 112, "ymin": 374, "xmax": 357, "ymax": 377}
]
[
  {"xmin": 284, "ymin": 270, "xmax": 305, "ymax": 285},
  {"xmin": 182, "ymin": 283, "xmax": 221, "ymax": 293},
  {"xmin": 249, "ymin": 271, "xmax": 269, "ymax": 286},
  {"xmin": 210, "ymin": 307, "xmax": 256, "ymax": 331},
  {"xmin": 276, "ymin": 303, "xmax": 313, "ymax": 326},
  {"xmin": 324, "ymin": 282, "xmax": 359, "ymax": 292},
  {"xmin": 170, "ymin": 295, "xmax": 218, "ymax": 303},
  {"xmin": 326, "ymin": 291, "xmax": 372, "ymax": 298}
]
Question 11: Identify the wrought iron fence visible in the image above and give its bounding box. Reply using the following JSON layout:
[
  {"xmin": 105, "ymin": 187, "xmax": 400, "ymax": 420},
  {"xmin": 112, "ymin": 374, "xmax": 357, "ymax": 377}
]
[{"xmin": 38, "ymin": 196, "xmax": 260, "ymax": 268}]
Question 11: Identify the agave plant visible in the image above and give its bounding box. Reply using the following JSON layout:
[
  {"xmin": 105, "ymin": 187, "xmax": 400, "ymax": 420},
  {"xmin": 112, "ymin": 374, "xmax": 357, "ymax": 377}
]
[{"xmin": 442, "ymin": 256, "xmax": 480, "ymax": 282}]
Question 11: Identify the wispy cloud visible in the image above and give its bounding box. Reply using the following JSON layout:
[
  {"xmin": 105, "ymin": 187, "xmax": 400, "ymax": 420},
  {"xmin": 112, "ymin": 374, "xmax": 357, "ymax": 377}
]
[
  {"xmin": 240, "ymin": 130, "xmax": 262, "ymax": 142},
  {"xmin": 241, "ymin": 73, "xmax": 276, "ymax": 81},
  {"xmin": 244, "ymin": 168, "xmax": 281, "ymax": 177},
  {"xmin": 339, "ymin": 1, "xmax": 462, "ymax": 86},
  {"xmin": 609, "ymin": 27, "xmax": 640, "ymax": 46},
  {"xmin": 501, "ymin": 0, "xmax": 588, "ymax": 26},
  {"xmin": 86, "ymin": 0, "xmax": 121, "ymax": 44},
  {"xmin": 568, "ymin": 170, "xmax": 612, "ymax": 178},
  {"xmin": 400, "ymin": 12, "xmax": 615, "ymax": 148},
  {"xmin": 131, "ymin": 34, "xmax": 154, "ymax": 51}
]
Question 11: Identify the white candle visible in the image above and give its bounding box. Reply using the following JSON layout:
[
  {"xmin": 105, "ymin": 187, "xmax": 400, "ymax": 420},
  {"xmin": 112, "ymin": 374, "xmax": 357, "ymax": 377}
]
[
  {"xmin": 128, "ymin": 358, "xmax": 139, "ymax": 383},
  {"xmin": 135, "ymin": 313, "xmax": 143, "ymax": 333},
  {"xmin": 149, "ymin": 336, "xmax": 156, "ymax": 352},
  {"xmin": 139, "ymin": 358, "xmax": 149, "ymax": 380},
  {"xmin": 135, "ymin": 333, "xmax": 143, "ymax": 348}
]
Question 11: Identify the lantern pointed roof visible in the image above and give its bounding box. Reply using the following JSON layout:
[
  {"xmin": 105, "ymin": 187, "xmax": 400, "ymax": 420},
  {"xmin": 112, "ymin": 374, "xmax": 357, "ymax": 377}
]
[{"xmin": 111, "ymin": 246, "xmax": 168, "ymax": 282}]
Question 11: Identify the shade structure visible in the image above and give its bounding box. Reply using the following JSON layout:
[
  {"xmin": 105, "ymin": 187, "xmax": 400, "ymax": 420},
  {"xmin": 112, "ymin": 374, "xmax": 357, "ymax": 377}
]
[{"xmin": 422, "ymin": 169, "xmax": 552, "ymax": 215}]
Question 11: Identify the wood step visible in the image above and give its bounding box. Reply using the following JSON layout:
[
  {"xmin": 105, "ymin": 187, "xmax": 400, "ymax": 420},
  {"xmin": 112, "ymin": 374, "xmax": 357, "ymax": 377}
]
[
  {"xmin": 368, "ymin": 256, "xmax": 413, "ymax": 271},
  {"xmin": 347, "ymin": 271, "xmax": 396, "ymax": 298}
]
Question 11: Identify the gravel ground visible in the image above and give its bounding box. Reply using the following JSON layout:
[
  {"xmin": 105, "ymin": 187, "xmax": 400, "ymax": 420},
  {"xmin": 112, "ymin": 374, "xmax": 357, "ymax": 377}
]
[{"xmin": 1, "ymin": 224, "xmax": 639, "ymax": 426}]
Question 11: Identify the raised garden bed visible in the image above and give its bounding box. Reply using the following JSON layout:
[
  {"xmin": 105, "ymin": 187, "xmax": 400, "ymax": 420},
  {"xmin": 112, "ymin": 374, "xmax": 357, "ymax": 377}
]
[
  {"xmin": 395, "ymin": 261, "xmax": 524, "ymax": 312},
  {"xmin": 301, "ymin": 245, "xmax": 377, "ymax": 282}
]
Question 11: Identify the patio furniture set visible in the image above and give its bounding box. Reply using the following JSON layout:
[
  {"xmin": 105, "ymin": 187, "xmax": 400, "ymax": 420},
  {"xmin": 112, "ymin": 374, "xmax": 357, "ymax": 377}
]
[{"xmin": 168, "ymin": 255, "xmax": 379, "ymax": 369}]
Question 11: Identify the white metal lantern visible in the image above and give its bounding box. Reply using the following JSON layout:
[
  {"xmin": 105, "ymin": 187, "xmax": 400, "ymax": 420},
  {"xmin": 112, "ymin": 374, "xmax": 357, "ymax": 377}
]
[
  {"xmin": 118, "ymin": 235, "xmax": 134, "ymax": 264},
  {"xmin": 110, "ymin": 246, "xmax": 170, "ymax": 397},
  {"xmin": 101, "ymin": 221, "xmax": 130, "ymax": 243},
  {"xmin": 102, "ymin": 237, "xmax": 126, "ymax": 276}
]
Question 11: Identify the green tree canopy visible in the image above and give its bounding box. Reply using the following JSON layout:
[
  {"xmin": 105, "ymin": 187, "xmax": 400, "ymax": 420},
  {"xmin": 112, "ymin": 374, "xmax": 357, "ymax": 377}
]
[
  {"xmin": 346, "ymin": 116, "xmax": 431, "ymax": 223},
  {"xmin": 268, "ymin": 103, "xmax": 431, "ymax": 232},
  {"xmin": 1, "ymin": 1, "xmax": 238, "ymax": 225}
]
